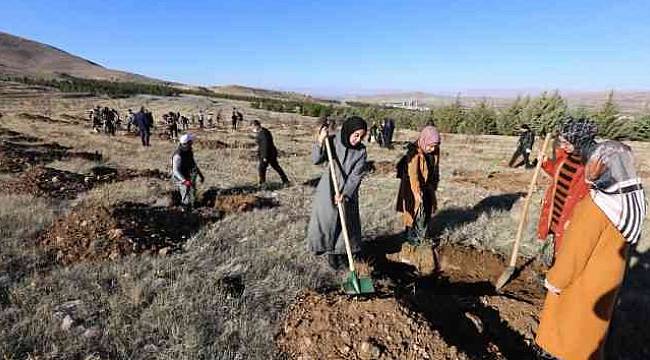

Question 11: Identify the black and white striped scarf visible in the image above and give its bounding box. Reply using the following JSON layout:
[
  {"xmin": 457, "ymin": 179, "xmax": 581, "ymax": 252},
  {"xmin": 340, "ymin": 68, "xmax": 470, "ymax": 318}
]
[
  {"xmin": 587, "ymin": 141, "xmax": 647, "ymax": 244},
  {"xmin": 591, "ymin": 178, "xmax": 646, "ymax": 244}
]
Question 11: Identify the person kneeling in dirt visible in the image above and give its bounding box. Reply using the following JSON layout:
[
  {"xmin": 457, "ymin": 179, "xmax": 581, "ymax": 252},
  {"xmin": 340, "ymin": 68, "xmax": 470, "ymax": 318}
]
[
  {"xmin": 172, "ymin": 133, "xmax": 205, "ymax": 210},
  {"xmin": 396, "ymin": 126, "xmax": 440, "ymax": 245},
  {"xmin": 307, "ymin": 116, "xmax": 368, "ymax": 270},
  {"xmin": 535, "ymin": 124, "xmax": 646, "ymax": 360},
  {"xmin": 536, "ymin": 117, "xmax": 593, "ymax": 267},
  {"xmin": 252, "ymin": 120, "xmax": 290, "ymax": 186},
  {"xmin": 508, "ymin": 124, "xmax": 536, "ymax": 168}
]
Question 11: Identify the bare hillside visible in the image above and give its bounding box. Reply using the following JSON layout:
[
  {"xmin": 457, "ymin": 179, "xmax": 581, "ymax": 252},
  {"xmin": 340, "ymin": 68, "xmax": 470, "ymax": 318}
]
[
  {"xmin": 210, "ymin": 84, "xmax": 335, "ymax": 102},
  {"xmin": 0, "ymin": 32, "xmax": 162, "ymax": 83}
]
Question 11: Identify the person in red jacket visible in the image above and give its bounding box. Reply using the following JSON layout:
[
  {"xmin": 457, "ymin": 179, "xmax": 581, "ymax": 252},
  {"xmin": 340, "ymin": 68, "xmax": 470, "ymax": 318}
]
[{"xmin": 537, "ymin": 117, "xmax": 597, "ymax": 265}]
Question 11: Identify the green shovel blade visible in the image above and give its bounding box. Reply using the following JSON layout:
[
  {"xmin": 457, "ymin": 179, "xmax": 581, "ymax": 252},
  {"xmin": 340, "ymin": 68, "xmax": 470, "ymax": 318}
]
[{"xmin": 342, "ymin": 271, "xmax": 375, "ymax": 295}]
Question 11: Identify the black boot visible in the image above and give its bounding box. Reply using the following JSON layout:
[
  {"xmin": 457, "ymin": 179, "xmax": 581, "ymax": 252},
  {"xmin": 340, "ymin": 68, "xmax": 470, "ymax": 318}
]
[{"xmin": 327, "ymin": 254, "xmax": 341, "ymax": 270}]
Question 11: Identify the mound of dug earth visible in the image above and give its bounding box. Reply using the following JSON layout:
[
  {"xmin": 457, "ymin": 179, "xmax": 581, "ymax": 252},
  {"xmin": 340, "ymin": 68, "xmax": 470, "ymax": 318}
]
[
  {"xmin": 0, "ymin": 138, "xmax": 101, "ymax": 173},
  {"xmin": 277, "ymin": 290, "xmax": 468, "ymax": 360},
  {"xmin": 194, "ymin": 138, "xmax": 256, "ymax": 150},
  {"xmin": 452, "ymin": 169, "xmax": 549, "ymax": 193},
  {"xmin": 88, "ymin": 165, "xmax": 169, "ymax": 182},
  {"xmin": 213, "ymin": 194, "xmax": 278, "ymax": 213},
  {"xmin": 0, "ymin": 166, "xmax": 91, "ymax": 198},
  {"xmin": 40, "ymin": 201, "xmax": 221, "ymax": 264},
  {"xmin": 282, "ymin": 243, "xmax": 546, "ymax": 358}
]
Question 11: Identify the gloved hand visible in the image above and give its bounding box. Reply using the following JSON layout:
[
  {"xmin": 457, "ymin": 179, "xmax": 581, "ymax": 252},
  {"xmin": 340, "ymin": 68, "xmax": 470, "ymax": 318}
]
[{"xmin": 183, "ymin": 179, "xmax": 193, "ymax": 187}]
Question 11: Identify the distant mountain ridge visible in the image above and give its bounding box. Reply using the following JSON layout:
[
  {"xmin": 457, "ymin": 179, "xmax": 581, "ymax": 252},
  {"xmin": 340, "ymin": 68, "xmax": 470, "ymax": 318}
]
[{"xmin": 0, "ymin": 32, "xmax": 164, "ymax": 84}]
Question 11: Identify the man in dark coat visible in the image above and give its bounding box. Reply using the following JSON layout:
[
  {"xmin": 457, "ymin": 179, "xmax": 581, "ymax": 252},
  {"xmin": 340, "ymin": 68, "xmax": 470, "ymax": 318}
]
[
  {"xmin": 382, "ymin": 118, "xmax": 396, "ymax": 148},
  {"xmin": 133, "ymin": 107, "xmax": 152, "ymax": 147},
  {"xmin": 509, "ymin": 124, "xmax": 536, "ymax": 168},
  {"xmin": 231, "ymin": 108, "xmax": 239, "ymax": 130},
  {"xmin": 252, "ymin": 120, "xmax": 289, "ymax": 185}
]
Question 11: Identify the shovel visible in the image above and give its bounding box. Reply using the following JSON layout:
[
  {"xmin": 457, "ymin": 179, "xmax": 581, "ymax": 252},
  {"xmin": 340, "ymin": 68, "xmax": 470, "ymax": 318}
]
[
  {"xmin": 496, "ymin": 133, "xmax": 552, "ymax": 291},
  {"xmin": 323, "ymin": 136, "xmax": 375, "ymax": 295}
]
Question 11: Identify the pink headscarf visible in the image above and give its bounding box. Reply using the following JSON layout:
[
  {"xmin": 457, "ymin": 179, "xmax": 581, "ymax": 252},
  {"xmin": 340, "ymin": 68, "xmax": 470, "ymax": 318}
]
[{"xmin": 417, "ymin": 126, "xmax": 440, "ymax": 150}]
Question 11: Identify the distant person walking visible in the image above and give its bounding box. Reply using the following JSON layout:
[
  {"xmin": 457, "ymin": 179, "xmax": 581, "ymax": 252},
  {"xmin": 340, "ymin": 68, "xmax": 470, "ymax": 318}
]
[
  {"xmin": 126, "ymin": 109, "xmax": 134, "ymax": 133},
  {"xmin": 508, "ymin": 124, "xmax": 536, "ymax": 168},
  {"xmin": 231, "ymin": 108, "xmax": 239, "ymax": 130},
  {"xmin": 368, "ymin": 121, "xmax": 379, "ymax": 143},
  {"xmin": 171, "ymin": 133, "xmax": 205, "ymax": 210},
  {"xmin": 180, "ymin": 115, "xmax": 189, "ymax": 131},
  {"xmin": 382, "ymin": 118, "xmax": 396, "ymax": 148},
  {"xmin": 252, "ymin": 120, "xmax": 289, "ymax": 185},
  {"xmin": 133, "ymin": 107, "xmax": 152, "ymax": 147},
  {"xmin": 198, "ymin": 110, "xmax": 205, "ymax": 129}
]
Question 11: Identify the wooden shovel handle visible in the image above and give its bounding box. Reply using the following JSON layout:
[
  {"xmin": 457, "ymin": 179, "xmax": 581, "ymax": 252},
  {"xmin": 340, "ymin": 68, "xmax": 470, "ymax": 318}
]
[
  {"xmin": 323, "ymin": 137, "xmax": 357, "ymax": 273},
  {"xmin": 508, "ymin": 133, "xmax": 552, "ymax": 267}
]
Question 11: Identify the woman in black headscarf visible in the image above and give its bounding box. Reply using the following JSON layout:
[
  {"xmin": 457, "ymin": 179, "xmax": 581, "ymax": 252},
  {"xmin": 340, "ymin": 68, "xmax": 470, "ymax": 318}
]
[{"xmin": 306, "ymin": 116, "xmax": 368, "ymax": 270}]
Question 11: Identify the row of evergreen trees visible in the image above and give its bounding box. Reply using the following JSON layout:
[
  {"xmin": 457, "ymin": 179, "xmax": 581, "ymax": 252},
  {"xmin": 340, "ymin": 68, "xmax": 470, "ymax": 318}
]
[
  {"xmin": 333, "ymin": 91, "xmax": 650, "ymax": 141},
  {"xmin": 244, "ymin": 89, "xmax": 650, "ymax": 141},
  {"xmin": 7, "ymin": 75, "xmax": 179, "ymax": 98}
]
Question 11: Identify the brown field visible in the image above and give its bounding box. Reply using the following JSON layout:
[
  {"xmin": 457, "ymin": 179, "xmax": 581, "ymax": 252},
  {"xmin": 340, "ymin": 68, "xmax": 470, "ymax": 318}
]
[{"xmin": 1, "ymin": 81, "xmax": 649, "ymax": 359}]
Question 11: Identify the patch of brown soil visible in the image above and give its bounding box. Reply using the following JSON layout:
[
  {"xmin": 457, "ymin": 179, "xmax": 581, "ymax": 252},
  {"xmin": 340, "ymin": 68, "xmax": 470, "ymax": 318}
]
[
  {"xmin": 365, "ymin": 160, "xmax": 395, "ymax": 175},
  {"xmin": 194, "ymin": 138, "xmax": 256, "ymax": 150},
  {"xmin": 285, "ymin": 243, "xmax": 546, "ymax": 358},
  {"xmin": 40, "ymin": 206, "xmax": 125, "ymax": 264},
  {"xmin": 0, "ymin": 127, "xmax": 41, "ymax": 142},
  {"xmin": 436, "ymin": 245, "xmax": 544, "ymax": 302},
  {"xmin": 378, "ymin": 242, "xmax": 544, "ymax": 302},
  {"xmin": 277, "ymin": 290, "xmax": 468, "ymax": 360},
  {"xmin": 277, "ymin": 149, "xmax": 309, "ymax": 158},
  {"xmin": 213, "ymin": 194, "xmax": 278, "ymax": 213},
  {"xmin": 39, "ymin": 201, "xmax": 220, "ymax": 264},
  {"xmin": 17, "ymin": 112, "xmax": 68, "ymax": 124},
  {"xmin": 195, "ymin": 138, "xmax": 229, "ymax": 149},
  {"xmin": 0, "ymin": 166, "xmax": 91, "ymax": 199},
  {"xmin": 386, "ymin": 243, "xmax": 438, "ymax": 275},
  {"xmin": 452, "ymin": 169, "xmax": 549, "ymax": 193},
  {"xmin": 88, "ymin": 165, "xmax": 169, "ymax": 182},
  {"xmin": 0, "ymin": 140, "xmax": 101, "ymax": 173},
  {"xmin": 59, "ymin": 113, "xmax": 88, "ymax": 123},
  {"xmin": 0, "ymin": 164, "xmax": 165, "ymax": 199}
]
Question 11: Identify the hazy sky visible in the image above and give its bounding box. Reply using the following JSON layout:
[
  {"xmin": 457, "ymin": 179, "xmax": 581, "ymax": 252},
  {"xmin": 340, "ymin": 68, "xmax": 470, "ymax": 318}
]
[{"xmin": 1, "ymin": 0, "xmax": 649, "ymax": 95}]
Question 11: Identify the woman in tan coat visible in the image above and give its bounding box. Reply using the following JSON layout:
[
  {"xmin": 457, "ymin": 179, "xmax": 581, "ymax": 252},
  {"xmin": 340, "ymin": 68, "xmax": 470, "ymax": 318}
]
[
  {"xmin": 396, "ymin": 126, "xmax": 440, "ymax": 245},
  {"xmin": 535, "ymin": 123, "xmax": 646, "ymax": 359}
]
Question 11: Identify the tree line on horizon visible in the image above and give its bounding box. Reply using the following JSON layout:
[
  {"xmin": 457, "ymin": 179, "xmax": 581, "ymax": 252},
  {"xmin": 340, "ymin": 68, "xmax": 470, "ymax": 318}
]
[
  {"xmin": 4, "ymin": 75, "xmax": 649, "ymax": 141},
  {"xmin": 254, "ymin": 91, "xmax": 650, "ymax": 142}
]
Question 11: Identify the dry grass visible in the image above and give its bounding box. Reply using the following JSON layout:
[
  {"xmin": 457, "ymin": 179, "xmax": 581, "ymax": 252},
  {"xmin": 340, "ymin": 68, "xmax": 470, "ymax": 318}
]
[{"xmin": 0, "ymin": 82, "xmax": 649, "ymax": 359}]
